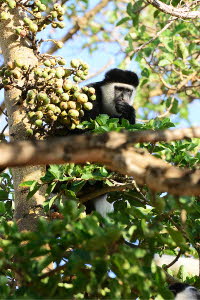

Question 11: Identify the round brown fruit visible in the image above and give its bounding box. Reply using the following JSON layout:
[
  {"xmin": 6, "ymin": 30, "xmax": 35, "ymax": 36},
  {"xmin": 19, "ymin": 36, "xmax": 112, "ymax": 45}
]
[
  {"xmin": 83, "ymin": 102, "xmax": 93, "ymax": 111},
  {"xmin": 88, "ymin": 87, "xmax": 95, "ymax": 94},
  {"xmin": 63, "ymin": 81, "xmax": 72, "ymax": 91},
  {"xmin": 61, "ymin": 93, "xmax": 69, "ymax": 101},
  {"xmin": 26, "ymin": 128, "xmax": 33, "ymax": 136},
  {"xmin": 35, "ymin": 111, "xmax": 43, "ymax": 119},
  {"xmin": 60, "ymin": 102, "xmax": 68, "ymax": 110},
  {"xmin": 77, "ymin": 93, "xmax": 88, "ymax": 104},
  {"xmin": 68, "ymin": 109, "xmax": 79, "ymax": 118},
  {"xmin": 90, "ymin": 95, "xmax": 96, "ymax": 101},
  {"xmin": 68, "ymin": 101, "xmax": 76, "ymax": 109},
  {"xmin": 35, "ymin": 119, "xmax": 43, "ymax": 127}
]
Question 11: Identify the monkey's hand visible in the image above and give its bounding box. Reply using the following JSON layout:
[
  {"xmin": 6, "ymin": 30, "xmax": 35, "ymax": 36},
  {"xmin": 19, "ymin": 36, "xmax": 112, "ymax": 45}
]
[{"xmin": 115, "ymin": 100, "xmax": 135, "ymax": 124}]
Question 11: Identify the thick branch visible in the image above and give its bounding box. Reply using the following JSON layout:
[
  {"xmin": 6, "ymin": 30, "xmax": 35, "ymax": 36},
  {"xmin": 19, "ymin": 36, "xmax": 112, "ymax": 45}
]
[
  {"xmin": 0, "ymin": 127, "xmax": 199, "ymax": 196},
  {"xmin": 79, "ymin": 183, "xmax": 136, "ymax": 204},
  {"xmin": 147, "ymin": 0, "xmax": 200, "ymax": 19},
  {"xmin": 47, "ymin": 0, "xmax": 110, "ymax": 54}
]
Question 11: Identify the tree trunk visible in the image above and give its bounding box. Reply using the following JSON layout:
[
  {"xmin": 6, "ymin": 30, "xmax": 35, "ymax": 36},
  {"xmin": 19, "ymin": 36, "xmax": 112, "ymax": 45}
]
[{"xmin": 0, "ymin": 8, "xmax": 46, "ymax": 231}]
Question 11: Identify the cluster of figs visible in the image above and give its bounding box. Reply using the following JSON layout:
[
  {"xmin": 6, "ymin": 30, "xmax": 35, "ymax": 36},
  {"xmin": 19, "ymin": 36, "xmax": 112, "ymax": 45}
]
[
  {"xmin": 24, "ymin": 58, "xmax": 96, "ymax": 135},
  {"xmin": 0, "ymin": 0, "xmax": 17, "ymax": 21},
  {"xmin": 1, "ymin": 0, "xmax": 65, "ymax": 36}
]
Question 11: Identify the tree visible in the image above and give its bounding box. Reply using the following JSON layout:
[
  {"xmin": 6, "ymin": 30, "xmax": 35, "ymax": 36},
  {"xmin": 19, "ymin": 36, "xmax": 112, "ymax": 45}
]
[{"xmin": 0, "ymin": 0, "xmax": 199, "ymax": 298}]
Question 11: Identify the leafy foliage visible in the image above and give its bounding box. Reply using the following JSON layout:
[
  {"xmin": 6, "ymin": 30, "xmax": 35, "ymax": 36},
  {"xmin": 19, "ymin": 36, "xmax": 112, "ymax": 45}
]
[
  {"xmin": 0, "ymin": 199, "xmax": 187, "ymax": 299},
  {"xmin": 0, "ymin": 0, "xmax": 200, "ymax": 298},
  {"xmin": 0, "ymin": 115, "xmax": 199, "ymax": 298}
]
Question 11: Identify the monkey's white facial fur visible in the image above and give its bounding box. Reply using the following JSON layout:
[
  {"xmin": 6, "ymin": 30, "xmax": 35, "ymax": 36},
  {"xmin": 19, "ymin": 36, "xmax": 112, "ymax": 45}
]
[
  {"xmin": 174, "ymin": 286, "xmax": 200, "ymax": 300},
  {"xmin": 92, "ymin": 194, "xmax": 113, "ymax": 218},
  {"xmin": 100, "ymin": 83, "xmax": 136, "ymax": 115}
]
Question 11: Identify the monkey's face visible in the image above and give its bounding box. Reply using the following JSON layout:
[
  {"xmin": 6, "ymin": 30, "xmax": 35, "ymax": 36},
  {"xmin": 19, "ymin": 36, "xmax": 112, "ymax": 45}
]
[
  {"xmin": 100, "ymin": 82, "xmax": 136, "ymax": 116},
  {"xmin": 114, "ymin": 85, "xmax": 134, "ymax": 104}
]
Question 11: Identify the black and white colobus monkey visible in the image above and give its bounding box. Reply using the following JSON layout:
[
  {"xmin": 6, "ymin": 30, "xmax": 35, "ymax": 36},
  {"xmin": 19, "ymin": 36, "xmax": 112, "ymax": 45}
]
[
  {"xmin": 84, "ymin": 68, "xmax": 139, "ymax": 217},
  {"xmin": 84, "ymin": 68, "xmax": 139, "ymax": 125},
  {"xmin": 52, "ymin": 69, "xmax": 139, "ymax": 217},
  {"xmin": 169, "ymin": 283, "xmax": 200, "ymax": 300}
]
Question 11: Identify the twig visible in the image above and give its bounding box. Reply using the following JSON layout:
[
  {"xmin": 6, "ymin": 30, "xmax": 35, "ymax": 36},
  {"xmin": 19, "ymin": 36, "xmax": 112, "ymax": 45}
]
[
  {"xmin": 0, "ymin": 102, "xmax": 6, "ymax": 117},
  {"xmin": 84, "ymin": 58, "xmax": 115, "ymax": 82},
  {"xmin": 39, "ymin": 264, "xmax": 66, "ymax": 280},
  {"xmin": 159, "ymin": 72, "xmax": 198, "ymax": 95},
  {"xmin": 47, "ymin": 0, "xmax": 110, "ymax": 54},
  {"xmin": 163, "ymin": 250, "xmax": 182, "ymax": 270},
  {"xmin": 133, "ymin": 18, "xmax": 176, "ymax": 54},
  {"xmin": 79, "ymin": 182, "xmax": 142, "ymax": 203},
  {"xmin": 157, "ymin": 97, "xmax": 175, "ymax": 119},
  {"xmin": 147, "ymin": 0, "xmax": 200, "ymax": 19},
  {"xmin": 1, "ymin": 124, "xmax": 8, "ymax": 135}
]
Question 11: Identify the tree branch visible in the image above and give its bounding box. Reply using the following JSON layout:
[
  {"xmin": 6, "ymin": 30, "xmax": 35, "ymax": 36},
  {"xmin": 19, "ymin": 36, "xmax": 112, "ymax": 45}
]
[
  {"xmin": 0, "ymin": 101, "xmax": 6, "ymax": 117},
  {"xmin": 47, "ymin": 0, "xmax": 110, "ymax": 54},
  {"xmin": 0, "ymin": 127, "xmax": 199, "ymax": 196},
  {"xmin": 147, "ymin": 0, "xmax": 200, "ymax": 19},
  {"xmin": 79, "ymin": 183, "xmax": 138, "ymax": 204},
  {"xmin": 133, "ymin": 18, "xmax": 176, "ymax": 54},
  {"xmin": 163, "ymin": 251, "xmax": 182, "ymax": 271}
]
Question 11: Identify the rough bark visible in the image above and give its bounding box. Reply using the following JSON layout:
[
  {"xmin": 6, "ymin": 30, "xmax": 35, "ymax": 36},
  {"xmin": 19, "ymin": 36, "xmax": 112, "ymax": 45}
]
[
  {"xmin": 0, "ymin": 127, "xmax": 199, "ymax": 196},
  {"xmin": 147, "ymin": 0, "xmax": 200, "ymax": 19},
  {"xmin": 0, "ymin": 8, "xmax": 46, "ymax": 231}
]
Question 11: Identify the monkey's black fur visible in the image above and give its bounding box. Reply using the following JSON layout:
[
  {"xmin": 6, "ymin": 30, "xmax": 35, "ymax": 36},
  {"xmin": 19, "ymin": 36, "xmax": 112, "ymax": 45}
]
[
  {"xmin": 103, "ymin": 68, "xmax": 139, "ymax": 86},
  {"xmin": 83, "ymin": 68, "xmax": 139, "ymax": 125},
  {"xmin": 81, "ymin": 69, "xmax": 139, "ymax": 215},
  {"xmin": 169, "ymin": 283, "xmax": 200, "ymax": 299},
  {"xmin": 52, "ymin": 69, "xmax": 139, "ymax": 217},
  {"xmin": 169, "ymin": 283, "xmax": 190, "ymax": 296}
]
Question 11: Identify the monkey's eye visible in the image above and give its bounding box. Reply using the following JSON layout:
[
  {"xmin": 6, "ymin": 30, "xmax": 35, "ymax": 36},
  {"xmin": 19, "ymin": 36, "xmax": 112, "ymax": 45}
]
[
  {"xmin": 125, "ymin": 89, "xmax": 133, "ymax": 96},
  {"xmin": 115, "ymin": 87, "xmax": 124, "ymax": 92}
]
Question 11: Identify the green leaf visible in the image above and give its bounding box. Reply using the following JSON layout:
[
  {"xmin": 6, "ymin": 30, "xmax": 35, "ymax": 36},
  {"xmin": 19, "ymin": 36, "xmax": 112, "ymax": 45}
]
[
  {"xmin": 0, "ymin": 202, "xmax": 6, "ymax": 214},
  {"xmin": 140, "ymin": 78, "xmax": 148, "ymax": 87},
  {"xmin": 166, "ymin": 97, "xmax": 172, "ymax": 108},
  {"xmin": 48, "ymin": 165, "xmax": 64, "ymax": 179},
  {"xmin": 45, "ymin": 181, "xmax": 57, "ymax": 195},
  {"xmin": 0, "ymin": 190, "xmax": 9, "ymax": 200},
  {"xmin": 126, "ymin": 3, "xmax": 133, "ymax": 16},
  {"xmin": 134, "ymin": 248, "xmax": 146, "ymax": 258},
  {"xmin": 116, "ymin": 17, "xmax": 130, "ymax": 26},
  {"xmin": 141, "ymin": 68, "xmax": 150, "ymax": 78},
  {"xmin": 172, "ymin": 23, "xmax": 187, "ymax": 35},
  {"xmin": 48, "ymin": 195, "xmax": 57, "ymax": 208},
  {"xmin": 19, "ymin": 180, "xmax": 35, "ymax": 187},
  {"xmin": 131, "ymin": 0, "xmax": 143, "ymax": 13},
  {"xmin": 114, "ymin": 200, "xmax": 127, "ymax": 211},
  {"xmin": 105, "ymin": 179, "xmax": 114, "ymax": 186},
  {"xmin": 99, "ymin": 167, "xmax": 108, "ymax": 177},
  {"xmin": 167, "ymin": 228, "xmax": 185, "ymax": 245},
  {"xmin": 176, "ymin": 37, "xmax": 189, "ymax": 59},
  {"xmin": 170, "ymin": 99, "xmax": 179, "ymax": 114},
  {"xmin": 173, "ymin": 59, "xmax": 185, "ymax": 69},
  {"xmin": 0, "ymin": 275, "xmax": 8, "ymax": 286},
  {"xmin": 71, "ymin": 180, "xmax": 86, "ymax": 193},
  {"xmin": 27, "ymin": 181, "xmax": 40, "ymax": 200},
  {"xmin": 158, "ymin": 59, "xmax": 171, "ymax": 66},
  {"xmin": 153, "ymin": 10, "xmax": 160, "ymax": 18}
]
